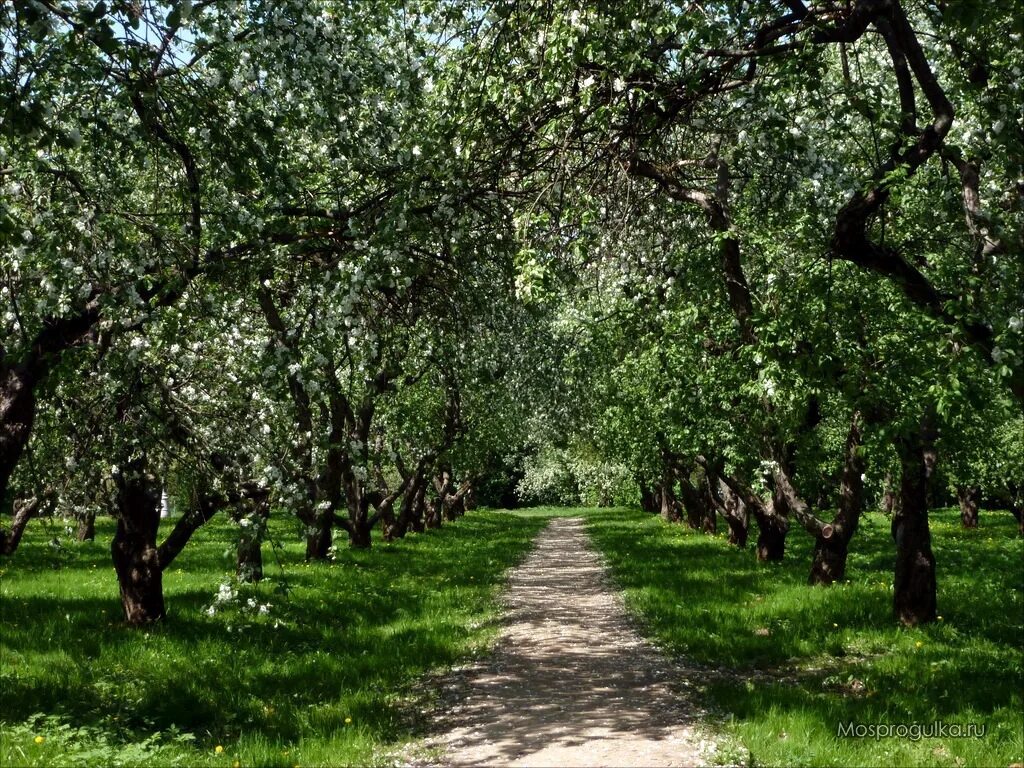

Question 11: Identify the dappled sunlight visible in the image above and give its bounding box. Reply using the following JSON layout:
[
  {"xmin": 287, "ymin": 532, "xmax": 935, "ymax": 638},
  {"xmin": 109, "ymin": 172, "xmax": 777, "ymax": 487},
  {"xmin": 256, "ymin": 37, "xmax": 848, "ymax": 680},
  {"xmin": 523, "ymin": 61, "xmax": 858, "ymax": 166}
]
[{"xmin": 422, "ymin": 517, "xmax": 713, "ymax": 767}]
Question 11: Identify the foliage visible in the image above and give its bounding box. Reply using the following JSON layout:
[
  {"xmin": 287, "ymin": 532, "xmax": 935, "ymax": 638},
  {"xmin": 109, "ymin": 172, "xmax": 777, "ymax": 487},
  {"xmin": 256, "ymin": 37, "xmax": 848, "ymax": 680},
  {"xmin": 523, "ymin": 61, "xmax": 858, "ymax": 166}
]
[{"xmin": 516, "ymin": 444, "xmax": 635, "ymax": 507}]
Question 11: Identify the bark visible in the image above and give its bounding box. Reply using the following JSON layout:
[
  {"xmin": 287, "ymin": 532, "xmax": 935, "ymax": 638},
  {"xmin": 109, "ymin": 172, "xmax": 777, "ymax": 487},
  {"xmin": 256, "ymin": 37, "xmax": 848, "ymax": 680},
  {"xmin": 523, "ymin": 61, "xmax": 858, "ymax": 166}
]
[
  {"xmin": 0, "ymin": 495, "xmax": 42, "ymax": 556},
  {"xmin": 809, "ymin": 415, "xmax": 866, "ymax": 585},
  {"xmin": 676, "ymin": 471, "xmax": 714, "ymax": 532},
  {"xmin": 698, "ymin": 479, "xmax": 717, "ymax": 533},
  {"xmin": 724, "ymin": 507, "xmax": 748, "ymax": 546},
  {"xmin": 443, "ymin": 493, "xmax": 466, "ymax": 521},
  {"xmin": 305, "ymin": 512, "xmax": 333, "ymax": 560},
  {"xmin": 380, "ymin": 492, "xmax": 406, "ymax": 541},
  {"xmin": 0, "ymin": 369, "xmax": 37, "ymax": 509},
  {"xmin": 957, "ymin": 485, "xmax": 980, "ymax": 528},
  {"xmin": 427, "ymin": 470, "xmax": 454, "ymax": 529},
  {"xmin": 881, "ymin": 471, "xmax": 900, "ymax": 514},
  {"xmin": 660, "ymin": 465, "xmax": 680, "ymax": 523},
  {"xmin": 753, "ymin": 506, "xmax": 788, "ymax": 562},
  {"xmin": 348, "ymin": 519, "xmax": 372, "ymax": 548},
  {"xmin": 408, "ymin": 481, "xmax": 427, "ymax": 533},
  {"xmin": 110, "ymin": 464, "xmax": 165, "ymax": 624},
  {"xmin": 892, "ymin": 421, "xmax": 938, "ymax": 626},
  {"xmin": 236, "ymin": 499, "xmax": 269, "ymax": 583},
  {"xmin": 76, "ymin": 511, "xmax": 96, "ymax": 542},
  {"xmin": 705, "ymin": 473, "xmax": 748, "ymax": 547},
  {"xmin": 425, "ymin": 495, "xmax": 443, "ymax": 529},
  {"xmin": 638, "ymin": 482, "xmax": 660, "ymax": 514},
  {"xmin": 335, "ymin": 494, "xmax": 375, "ymax": 549}
]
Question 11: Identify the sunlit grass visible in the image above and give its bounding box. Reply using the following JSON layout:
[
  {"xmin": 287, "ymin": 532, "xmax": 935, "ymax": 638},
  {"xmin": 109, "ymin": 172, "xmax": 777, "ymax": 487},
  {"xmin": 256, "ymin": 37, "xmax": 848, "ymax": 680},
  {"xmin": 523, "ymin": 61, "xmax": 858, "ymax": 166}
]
[
  {"xmin": 0, "ymin": 510, "xmax": 547, "ymax": 767},
  {"xmin": 585, "ymin": 506, "xmax": 1024, "ymax": 767}
]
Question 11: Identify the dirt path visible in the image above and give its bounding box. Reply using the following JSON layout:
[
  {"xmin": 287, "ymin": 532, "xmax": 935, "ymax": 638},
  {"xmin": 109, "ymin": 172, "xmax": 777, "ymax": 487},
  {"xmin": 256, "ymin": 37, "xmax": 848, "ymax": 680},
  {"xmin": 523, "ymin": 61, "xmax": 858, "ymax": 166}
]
[{"xmin": 417, "ymin": 517, "xmax": 716, "ymax": 767}]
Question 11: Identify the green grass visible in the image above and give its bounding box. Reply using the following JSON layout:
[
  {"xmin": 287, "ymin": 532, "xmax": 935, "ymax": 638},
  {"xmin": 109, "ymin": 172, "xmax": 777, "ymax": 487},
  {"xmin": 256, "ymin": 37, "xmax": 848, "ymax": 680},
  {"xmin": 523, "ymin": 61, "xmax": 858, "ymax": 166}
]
[
  {"xmin": 3, "ymin": 505, "xmax": 1021, "ymax": 767},
  {"xmin": 0, "ymin": 510, "xmax": 547, "ymax": 767},
  {"xmin": 584, "ymin": 506, "xmax": 1024, "ymax": 767}
]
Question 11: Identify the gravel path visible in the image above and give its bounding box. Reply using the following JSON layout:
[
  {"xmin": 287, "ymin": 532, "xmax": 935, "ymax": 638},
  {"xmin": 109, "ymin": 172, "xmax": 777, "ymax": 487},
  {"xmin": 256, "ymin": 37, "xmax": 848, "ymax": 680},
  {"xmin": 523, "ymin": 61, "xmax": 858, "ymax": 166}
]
[{"xmin": 419, "ymin": 517, "xmax": 715, "ymax": 767}]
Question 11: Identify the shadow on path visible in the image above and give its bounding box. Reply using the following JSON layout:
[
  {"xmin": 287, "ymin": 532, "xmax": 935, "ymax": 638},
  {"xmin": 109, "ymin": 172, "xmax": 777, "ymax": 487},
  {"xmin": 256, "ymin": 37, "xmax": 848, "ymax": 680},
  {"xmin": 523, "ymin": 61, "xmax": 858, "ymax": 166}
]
[{"xmin": 421, "ymin": 517, "xmax": 715, "ymax": 767}]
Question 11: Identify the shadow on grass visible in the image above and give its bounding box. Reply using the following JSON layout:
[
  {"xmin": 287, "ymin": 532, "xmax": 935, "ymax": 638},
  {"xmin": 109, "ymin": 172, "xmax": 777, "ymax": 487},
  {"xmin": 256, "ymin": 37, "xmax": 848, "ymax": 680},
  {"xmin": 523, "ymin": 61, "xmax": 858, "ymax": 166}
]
[
  {"xmin": 0, "ymin": 510, "xmax": 549, "ymax": 762},
  {"xmin": 584, "ymin": 506, "xmax": 1024, "ymax": 766}
]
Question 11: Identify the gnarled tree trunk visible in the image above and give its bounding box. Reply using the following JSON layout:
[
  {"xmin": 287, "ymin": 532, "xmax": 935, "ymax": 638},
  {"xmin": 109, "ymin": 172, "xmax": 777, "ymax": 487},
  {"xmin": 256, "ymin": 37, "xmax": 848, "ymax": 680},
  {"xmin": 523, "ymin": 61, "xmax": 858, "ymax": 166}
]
[
  {"xmin": 0, "ymin": 369, "xmax": 39, "ymax": 510},
  {"xmin": 425, "ymin": 495, "xmax": 443, "ymax": 529},
  {"xmin": 638, "ymin": 481, "xmax": 659, "ymax": 514},
  {"xmin": 111, "ymin": 463, "xmax": 166, "ymax": 624},
  {"xmin": 236, "ymin": 499, "xmax": 270, "ymax": 582},
  {"xmin": 676, "ymin": 472, "xmax": 711, "ymax": 532},
  {"xmin": 957, "ymin": 485, "xmax": 980, "ymax": 528},
  {"xmin": 408, "ymin": 481, "xmax": 427, "ymax": 533},
  {"xmin": 706, "ymin": 474, "xmax": 748, "ymax": 547},
  {"xmin": 660, "ymin": 465, "xmax": 680, "ymax": 523},
  {"xmin": 752, "ymin": 505, "xmax": 788, "ymax": 561},
  {"xmin": 427, "ymin": 469, "xmax": 454, "ymax": 529},
  {"xmin": 76, "ymin": 511, "xmax": 96, "ymax": 542},
  {"xmin": 305, "ymin": 512, "xmax": 333, "ymax": 560},
  {"xmin": 0, "ymin": 495, "xmax": 42, "ymax": 556},
  {"xmin": 809, "ymin": 414, "xmax": 865, "ymax": 585},
  {"xmin": 341, "ymin": 494, "xmax": 375, "ymax": 549},
  {"xmin": 881, "ymin": 471, "xmax": 899, "ymax": 514},
  {"xmin": 892, "ymin": 421, "xmax": 938, "ymax": 626}
]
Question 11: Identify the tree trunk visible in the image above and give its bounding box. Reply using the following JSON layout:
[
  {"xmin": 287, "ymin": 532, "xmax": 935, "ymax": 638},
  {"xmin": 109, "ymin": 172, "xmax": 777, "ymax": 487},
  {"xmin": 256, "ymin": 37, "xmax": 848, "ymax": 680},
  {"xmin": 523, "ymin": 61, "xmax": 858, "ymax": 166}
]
[
  {"xmin": 344, "ymin": 494, "xmax": 374, "ymax": 549},
  {"xmin": 236, "ymin": 500, "xmax": 269, "ymax": 582},
  {"xmin": 676, "ymin": 474, "xmax": 707, "ymax": 531},
  {"xmin": 305, "ymin": 512, "xmax": 333, "ymax": 560},
  {"xmin": 110, "ymin": 464, "xmax": 166, "ymax": 624},
  {"xmin": 638, "ymin": 481, "xmax": 659, "ymax": 514},
  {"xmin": 957, "ymin": 485, "xmax": 980, "ymax": 528},
  {"xmin": 725, "ymin": 515, "xmax": 747, "ymax": 546},
  {"xmin": 381, "ymin": 503, "xmax": 406, "ymax": 541},
  {"xmin": 753, "ymin": 510, "xmax": 787, "ymax": 561},
  {"xmin": 76, "ymin": 511, "xmax": 96, "ymax": 542},
  {"xmin": 349, "ymin": 521, "xmax": 372, "ymax": 548},
  {"xmin": 707, "ymin": 476, "xmax": 747, "ymax": 546},
  {"xmin": 428, "ymin": 469, "xmax": 454, "ymax": 529},
  {"xmin": 810, "ymin": 414, "xmax": 865, "ymax": 585},
  {"xmin": 0, "ymin": 369, "xmax": 37, "ymax": 511},
  {"xmin": 881, "ymin": 471, "xmax": 899, "ymax": 514},
  {"xmin": 409, "ymin": 481, "xmax": 427, "ymax": 533},
  {"xmin": 0, "ymin": 496, "xmax": 41, "ymax": 556},
  {"xmin": 892, "ymin": 422, "xmax": 938, "ymax": 626},
  {"xmin": 425, "ymin": 495, "xmax": 443, "ymax": 529},
  {"xmin": 442, "ymin": 494, "xmax": 463, "ymax": 521},
  {"xmin": 1012, "ymin": 504, "xmax": 1023, "ymax": 536},
  {"xmin": 810, "ymin": 531, "xmax": 848, "ymax": 584},
  {"xmin": 660, "ymin": 466, "xmax": 680, "ymax": 523}
]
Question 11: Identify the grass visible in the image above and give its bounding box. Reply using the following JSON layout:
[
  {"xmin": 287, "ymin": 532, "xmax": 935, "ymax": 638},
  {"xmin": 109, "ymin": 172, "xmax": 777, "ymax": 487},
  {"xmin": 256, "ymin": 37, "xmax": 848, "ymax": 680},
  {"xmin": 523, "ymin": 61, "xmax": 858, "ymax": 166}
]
[
  {"xmin": 0, "ymin": 509, "xmax": 547, "ymax": 767},
  {"xmin": 2, "ymin": 504, "xmax": 1021, "ymax": 767},
  {"xmin": 585, "ymin": 506, "xmax": 1024, "ymax": 767}
]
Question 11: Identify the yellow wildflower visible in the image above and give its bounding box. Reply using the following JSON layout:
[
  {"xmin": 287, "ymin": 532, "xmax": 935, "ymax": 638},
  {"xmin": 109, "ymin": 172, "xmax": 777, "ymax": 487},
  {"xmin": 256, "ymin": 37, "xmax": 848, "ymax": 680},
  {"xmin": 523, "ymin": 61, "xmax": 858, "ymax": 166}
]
[
  {"xmin": 34, "ymin": 736, "xmax": 45, "ymax": 745},
  {"xmin": 215, "ymin": 745, "xmax": 224, "ymax": 754}
]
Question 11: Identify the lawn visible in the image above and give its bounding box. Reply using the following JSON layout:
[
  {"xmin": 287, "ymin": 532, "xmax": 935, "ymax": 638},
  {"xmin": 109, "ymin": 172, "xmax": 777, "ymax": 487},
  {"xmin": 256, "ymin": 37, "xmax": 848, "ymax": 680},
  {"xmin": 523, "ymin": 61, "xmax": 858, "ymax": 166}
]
[
  {"xmin": 585, "ymin": 506, "xmax": 1024, "ymax": 767},
  {"xmin": 2, "ymin": 505, "xmax": 1021, "ymax": 768},
  {"xmin": 0, "ymin": 510, "xmax": 546, "ymax": 767}
]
